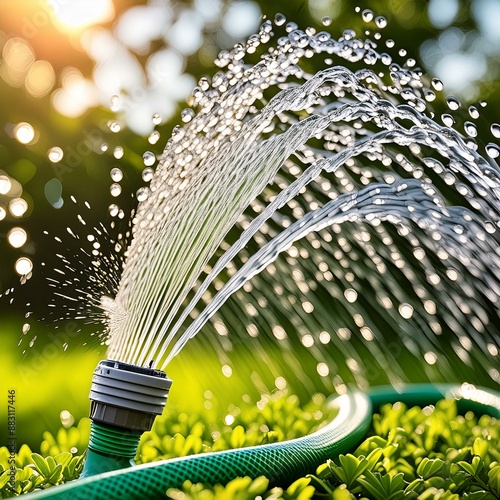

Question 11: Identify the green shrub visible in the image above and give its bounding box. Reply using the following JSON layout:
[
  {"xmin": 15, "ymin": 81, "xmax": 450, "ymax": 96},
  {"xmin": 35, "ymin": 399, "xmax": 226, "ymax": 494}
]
[{"xmin": 0, "ymin": 393, "xmax": 498, "ymax": 499}]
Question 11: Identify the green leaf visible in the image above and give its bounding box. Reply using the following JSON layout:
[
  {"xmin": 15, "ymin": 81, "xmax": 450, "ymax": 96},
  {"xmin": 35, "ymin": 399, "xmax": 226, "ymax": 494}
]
[
  {"xmin": 365, "ymin": 448, "xmax": 384, "ymax": 471},
  {"xmin": 338, "ymin": 454, "xmax": 364, "ymax": 485},
  {"xmin": 31, "ymin": 453, "xmax": 51, "ymax": 477},
  {"xmin": 47, "ymin": 463, "xmax": 63, "ymax": 484},
  {"xmin": 357, "ymin": 470, "xmax": 389, "ymax": 500},
  {"xmin": 405, "ymin": 478, "xmax": 424, "ymax": 493},
  {"xmin": 458, "ymin": 456, "xmax": 483, "ymax": 477},
  {"xmin": 17, "ymin": 466, "xmax": 33, "ymax": 482},
  {"xmin": 17, "ymin": 444, "xmax": 34, "ymax": 468},
  {"xmin": 54, "ymin": 452, "xmax": 72, "ymax": 468},
  {"xmin": 417, "ymin": 458, "xmax": 445, "ymax": 479},
  {"xmin": 229, "ymin": 425, "xmax": 246, "ymax": 449},
  {"xmin": 328, "ymin": 461, "xmax": 348, "ymax": 484},
  {"xmin": 472, "ymin": 438, "xmax": 488, "ymax": 459},
  {"xmin": 286, "ymin": 477, "xmax": 314, "ymax": 499},
  {"xmin": 332, "ymin": 485, "xmax": 352, "ymax": 499},
  {"xmin": 0, "ymin": 470, "xmax": 11, "ymax": 489},
  {"xmin": 45, "ymin": 456, "xmax": 57, "ymax": 473},
  {"xmin": 488, "ymin": 465, "xmax": 500, "ymax": 496},
  {"xmin": 246, "ymin": 476, "xmax": 268, "ymax": 495},
  {"xmin": 457, "ymin": 461, "xmax": 475, "ymax": 476}
]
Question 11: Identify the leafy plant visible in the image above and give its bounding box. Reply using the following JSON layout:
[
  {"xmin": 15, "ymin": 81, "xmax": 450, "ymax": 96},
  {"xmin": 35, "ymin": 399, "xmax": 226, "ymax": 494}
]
[
  {"xmin": 310, "ymin": 399, "xmax": 499, "ymax": 499},
  {"xmin": 0, "ymin": 394, "xmax": 498, "ymax": 499}
]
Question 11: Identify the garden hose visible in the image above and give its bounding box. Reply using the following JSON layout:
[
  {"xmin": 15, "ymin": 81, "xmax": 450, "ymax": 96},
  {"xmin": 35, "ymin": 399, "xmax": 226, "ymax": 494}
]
[{"xmin": 25, "ymin": 381, "xmax": 499, "ymax": 500}]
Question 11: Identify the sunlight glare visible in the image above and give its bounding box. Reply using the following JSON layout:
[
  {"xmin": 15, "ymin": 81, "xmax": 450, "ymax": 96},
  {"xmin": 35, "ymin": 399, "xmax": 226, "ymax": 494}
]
[{"xmin": 49, "ymin": 0, "xmax": 115, "ymax": 32}]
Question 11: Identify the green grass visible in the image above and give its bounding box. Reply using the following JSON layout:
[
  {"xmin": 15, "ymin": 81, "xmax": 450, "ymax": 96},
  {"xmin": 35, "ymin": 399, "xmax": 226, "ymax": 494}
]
[{"xmin": 0, "ymin": 392, "xmax": 498, "ymax": 498}]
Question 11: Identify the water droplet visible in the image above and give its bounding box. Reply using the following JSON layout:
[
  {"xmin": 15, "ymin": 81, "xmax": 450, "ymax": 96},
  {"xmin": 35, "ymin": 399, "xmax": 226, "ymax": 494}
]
[
  {"xmin": 464, "ymin": 121, "xmax": 477, "ymax": 138},
  {"xmin": 148, "ymin": 130, "xmax": 160, "ymax": 145},
  {"xmin": 110, "ymin": 183, "xmax": 122, "ymax": 197},
  {"xmin": 344, "ymin": 288, "xmax": 358, "ymax": 303},
  {"xmin": 152, "ymin": 113, "xmax": 161, "ymax": 125},
  {"xmin": 399, "ymin": 303, "xmax": 414, "ymax": 319},
  {"xmin": 446, "ymin": 96, "xmax": 460, "ymax": 110},
  {"xmin": 361, "ymin": 9, "xmax": 373, "ymax": 22},
  {"xmin": 321, "ymin": 16, "xmax": 332, "ymax": 26},
  {"xmin": 381, "ymin": 53, "xmax": 392, "ymax": 65},
  {"xmin": 181, "ymin": 108, "xmax": 195, "ymax": 123},
  {"xmin": 109, "ymin": 95, "xmax": 120, "ymax": 111},
  {"xmin": 0, "ymin": 207, "xmax": 6, "ymax": 221},
  {"xmin": 385, "ymin": 39, "xmax": 395, "ymax": 48},
  {"xmin": 100, "ymin": 143, "xmax": 108, "ymax": 152},
  {"xmin": 486, "ymin": 143, "xmax": 500, "ymax": 159},
  {"xmin": 142, "ymin": 167, "xmax": 154, "ymax": 182},
  {"xmin": 143, "ymin": 151, "xmax": 156, "ymax": 167},
  {"xmin": 342, "ymin": 28, "xmax": 356, "ymax": 40},
  {"xmin": 491, "ymin": 123, "xmax": 500, "ymax": 138},
  {"xmin": 48, "ymin": 146, "xmax": 64, "ymax": 163},
  {"xmin": 431, "ymin": 78, "xmax": 443, "ymax": 91},
  {"xmin": 136, "ymin": 187, "xmax": 150, "ymax": 202},
  {"xmin": 424, "ymin": 351, "xmax": 437, "ymax": 365},
  {"xmin": 108, "ymin": 204, "xmax": 119, "ymax": 217},
  {"xmin": 441, "ymin": 114, "xmax": 454, "ymax": 127},
  {"xmin": 22, "ymin": 323, "xmax": 30, "ymax": 334},
  {"xmin": 199, "ymin": 77, "xmax": 210, "ymax": 91},
  {"xmin": 260, "ymin": 19, "xmax": 273, "ymax": 34},
  {"xmin": 375, "ymin": 16, "xmax": 387, "ymax": 28},
  {"xmin": 113, "ymin": 146, "xmax": 124, "ymax": 159},
  {"xmin": 274, "ymin": 13, "xmax": 286, "ymax": 26},
  {"xmin": 110, "ymin": 167, "xmax": 123, "ymax": 182},
  {"xmin": 468, "ymin": 106, "xmax": 479, "ymax": 119},
  {"xmin": 424, "ymin": 89, "xmax": 436, "ymax": 102},
  {"xmin": 107, "ymin": 120, "xmax": 121, "ymax": 133}
]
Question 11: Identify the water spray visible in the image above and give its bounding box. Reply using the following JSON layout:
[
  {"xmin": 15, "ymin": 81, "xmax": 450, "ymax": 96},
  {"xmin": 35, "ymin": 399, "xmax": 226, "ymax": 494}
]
[{"xmin": 80, "ymin": 359, "xmax": 172, "ymax": 478}]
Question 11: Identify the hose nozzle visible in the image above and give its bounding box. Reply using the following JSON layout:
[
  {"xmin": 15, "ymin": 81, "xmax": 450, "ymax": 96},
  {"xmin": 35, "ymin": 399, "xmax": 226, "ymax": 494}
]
[{"xmin": 80, "ymin": 359, "xmax": 172, "ymax": 478}]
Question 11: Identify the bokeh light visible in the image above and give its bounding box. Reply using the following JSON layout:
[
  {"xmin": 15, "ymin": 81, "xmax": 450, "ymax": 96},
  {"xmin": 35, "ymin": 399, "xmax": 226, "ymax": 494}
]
[
  {"xmin": 51, "ymin": 67, "xmax": 98, "ymax": 117},
  {"xmin": 47, "ymin": 146, "xmax": 64, "ymax": 163},
  {"xmin": 14, "ymin": 257, "xmax": 33, "ymax": 276},
  {"xmin": 0, "ymin": 38, "xmax": 35, "ymax": 87},
  {"xmin": 9, "ymin": 198, "xmax": 28, "ymax": 217},
  {"xmin": 0, "ymin": 175, "xmax": 11, "ymax": 195},
  {"xmin": 25, "ymin": 60, "xmax": 55, "ymax": 97},
  {"xmin": 7, "ymin": 227, "xmax": 28, "ymax": 248},
  {"xmin": 14, "ymin": 122, "xmax": 35, "ymax": 144},
  {"xmin": 49, "ymin": 0, "xmax": 114, "ymax": 32}
]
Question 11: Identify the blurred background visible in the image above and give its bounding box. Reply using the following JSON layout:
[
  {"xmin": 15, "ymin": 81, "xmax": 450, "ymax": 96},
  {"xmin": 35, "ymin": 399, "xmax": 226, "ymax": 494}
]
[{"xmin": 1, "ymin": 0, "xmax": 499, "ymax": 449}]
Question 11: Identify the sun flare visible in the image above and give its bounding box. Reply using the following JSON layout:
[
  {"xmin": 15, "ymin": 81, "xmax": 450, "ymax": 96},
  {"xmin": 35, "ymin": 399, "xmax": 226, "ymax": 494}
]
[{"xmin": 48, "ymin": 0, "xmax": 114, "ymax": 32}]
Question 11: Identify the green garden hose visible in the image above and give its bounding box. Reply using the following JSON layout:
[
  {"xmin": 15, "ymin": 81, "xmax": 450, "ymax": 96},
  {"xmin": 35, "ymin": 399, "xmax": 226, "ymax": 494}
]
[{"xmin": 27, "ymin": 383, "xmax": 500, "ymax": 500}]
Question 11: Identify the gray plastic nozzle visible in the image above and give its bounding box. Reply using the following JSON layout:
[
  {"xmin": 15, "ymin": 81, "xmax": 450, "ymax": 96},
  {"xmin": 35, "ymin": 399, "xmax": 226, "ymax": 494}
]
[{"xmin": 88, "ymin": 359, "xmax": 172, "ymax": 431}]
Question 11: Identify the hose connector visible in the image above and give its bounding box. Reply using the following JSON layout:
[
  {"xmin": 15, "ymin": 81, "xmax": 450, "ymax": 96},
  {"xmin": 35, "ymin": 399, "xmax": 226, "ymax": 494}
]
[{"xmin": 80, "ymin": 359, "xmax": 172, "ymax": 478}]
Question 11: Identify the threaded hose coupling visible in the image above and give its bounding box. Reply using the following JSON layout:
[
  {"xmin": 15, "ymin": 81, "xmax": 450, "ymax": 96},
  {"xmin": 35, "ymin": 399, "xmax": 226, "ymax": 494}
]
[{"xmin": 88, "ymin": 359, "xmax": 172, "ymax": 431}]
